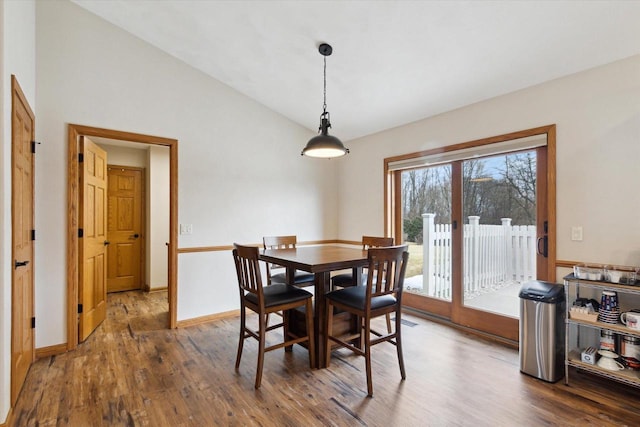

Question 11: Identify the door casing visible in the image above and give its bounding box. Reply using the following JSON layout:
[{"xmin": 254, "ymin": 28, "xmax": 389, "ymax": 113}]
[{"xmin": 67, "ymin": 124, "xmax": 178, "ymax": 351}]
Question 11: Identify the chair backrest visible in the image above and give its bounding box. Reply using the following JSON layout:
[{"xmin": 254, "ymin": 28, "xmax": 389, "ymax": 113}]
[
  {"xmin": 365, "ymin": 245, "xmax": 409, "ymax": 300},
  {"xmin": 262, "ymin": 236, "xmax": 298, "ymax": 282},
  {"xmin": 362, "ymin": 236, "xmax": 394, "ymax": 250},
  {"xmin": 263, "ymin": 235, "xmax": 298, "ymax": 250},
  {"xmin": 233, "ymin": 243, "xmax": 264, "ymax": 304}
]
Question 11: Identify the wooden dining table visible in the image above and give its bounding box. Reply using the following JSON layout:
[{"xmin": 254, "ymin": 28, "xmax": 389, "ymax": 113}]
[{"xmin": 259, "ymin": 245, "xmax": 368, "ymax": 368}]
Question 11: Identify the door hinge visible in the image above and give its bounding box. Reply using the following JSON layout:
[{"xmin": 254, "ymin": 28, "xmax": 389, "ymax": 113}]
[
  {"xmin": 453, "ymin": 220, "xmax": 458, "ymax": 230},
  {"xmin": 31, "ymin": 141, "xmax": 37, "ymax": 154},
  {"xmin": 78, "ymin": 228, "xmax": 83, "ymax": 238},
  {"xmin": 31, "ymin": 317, "xmax": 36, "ymax": 329},
  {"xmin": 78, "ymin": 304, "xmax": 83, "ymax": 314},
  {"xmin": 78, "ymin": 153, "xmax": 84, "ymax": 163},
  {"xmin": 31, "ymin": 229, "xmax": 36, "ymax": 241}
]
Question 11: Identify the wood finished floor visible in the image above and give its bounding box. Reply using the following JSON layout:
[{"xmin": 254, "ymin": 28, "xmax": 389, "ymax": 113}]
[{"xmin": 10, "ymin": 290, "xmax": 640, "ymax": 426}]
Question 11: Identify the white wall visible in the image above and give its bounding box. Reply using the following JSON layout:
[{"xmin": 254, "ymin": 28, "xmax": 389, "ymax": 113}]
[
  {"xmin": 35, "ymin": 0, "xmax": 338, "ymax": 343},
  {"xmin": 147, "ymin": 145, "xmax": 169, "ymax": 290},
  {"xmin": 1, "ymin": 0, "xmax": 36, "ymax": 422},
  {"xmin": 100, "ymin": 143, "xmax": 147, "ymax": 168},
  {"xmin": 339, "ymin": 54, "xmax": 640, "ymax": 270}
]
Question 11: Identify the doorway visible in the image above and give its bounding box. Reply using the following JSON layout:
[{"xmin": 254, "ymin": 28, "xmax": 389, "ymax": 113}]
[
  {"xmin": 67, "ymin": 124, "xmax": 178, "ymax": 350},
  {"xmin": 385, "ymin": 125, "xmax": 556, "ymax": 341}
]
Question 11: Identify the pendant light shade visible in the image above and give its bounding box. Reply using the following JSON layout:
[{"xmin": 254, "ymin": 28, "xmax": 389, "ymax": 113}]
[{"xmin": 302, "ymin": 43, "xmax": 349, "ymax": 158}]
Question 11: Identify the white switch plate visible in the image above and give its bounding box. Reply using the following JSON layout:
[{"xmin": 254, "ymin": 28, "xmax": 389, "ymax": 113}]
[
  {"xmin": 180, "ymin": 224, "xmax": 193, "ymax": 235},
  {"xmin": 571, "ymin": 226, "xmax": 583, "ymax": 241}
]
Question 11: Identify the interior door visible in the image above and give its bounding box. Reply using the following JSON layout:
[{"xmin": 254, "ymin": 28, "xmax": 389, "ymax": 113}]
[
  {"xmin": 78, "ymin": 136, "xmax": 108, "ymax": 341},
  {"xmin": 107, "ymin": 166, "xmax": 144, "ymax": 292},
  {"xmin": 11, "ymin": 76, "xmax": 35, "ymax": 405}
]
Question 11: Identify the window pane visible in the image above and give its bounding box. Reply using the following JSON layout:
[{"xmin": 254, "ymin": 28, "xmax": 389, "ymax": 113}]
[
  {"xmin": 401, "ymin": 164, "xmax": 452, "ymax": 301},
  {"xmin": 462, "ymin": 151, "xmax": 537, "ymax": 318}
]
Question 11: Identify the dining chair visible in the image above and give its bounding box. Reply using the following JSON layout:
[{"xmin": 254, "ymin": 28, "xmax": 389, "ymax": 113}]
[
  {"xmin": 233, "ymin": 243, "xmax": 315, "ymax": 388},
  {"xmin": 331, "ymin": 236, "xmax": 394, "ymax": 289},
  {"xmin": 324, "ymin": 245, "xmax": 409, "ymax": 397},
  {"xmin": 263, "ymin": 235, "xmax": 315, "ymax": 287},
  {"xmin": 331, "ymin": 236, "xmax": 395, "ymax": 332}
]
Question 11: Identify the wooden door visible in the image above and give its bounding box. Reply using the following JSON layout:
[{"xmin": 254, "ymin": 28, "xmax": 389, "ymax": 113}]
[
  {"xmin": 11, "ymin": 76, "xmax": 35, "ymax": 405},
  {"xmin": 78, "ymin": 136, "xmax": 108, "ymax": 341},
  {"xmin": 107, "ymin": 166, "xmax": 144, "ymax": 292}
]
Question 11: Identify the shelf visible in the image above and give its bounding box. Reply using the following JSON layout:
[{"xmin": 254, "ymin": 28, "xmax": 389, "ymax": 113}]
[
  {"xmin": 567, "ymin": 351, "xmax": 640, "ymax": 388},
  {"xmin": 564, "ymin": 274, "xmax": 640, "ymax": 389},
  {"xmin": 567, "ymin": 318, "xmax": 640, "ymax": 338},
  {"xmin": 563, "ymin": 273, "xmax": 640, "ymax": 295}
]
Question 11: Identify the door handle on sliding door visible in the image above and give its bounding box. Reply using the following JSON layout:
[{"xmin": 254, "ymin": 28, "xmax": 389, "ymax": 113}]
[{"xmin": 536, "ymin": 236, "xmax": 548, "ymax": 258}]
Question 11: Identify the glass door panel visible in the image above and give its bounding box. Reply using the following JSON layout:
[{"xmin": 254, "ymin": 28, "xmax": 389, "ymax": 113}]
[
  {"xmin": 461, "ymin": 151, "xmax": 537, "ymax": 318},
  {"xmin": 400, "ymin": 164, "xmax": 452, "ymax": 301}
]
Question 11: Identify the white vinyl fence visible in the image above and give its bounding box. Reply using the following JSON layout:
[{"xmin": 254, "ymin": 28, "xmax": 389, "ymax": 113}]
[{"xmin": 420, "ymin": 213, "xmax": 537, "ymax": 299}]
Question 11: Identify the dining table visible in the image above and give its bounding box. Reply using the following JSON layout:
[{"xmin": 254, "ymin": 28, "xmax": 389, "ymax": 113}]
[{"xmin": 259, "ymin": 245, "xmax": 368, "ymax": 368}]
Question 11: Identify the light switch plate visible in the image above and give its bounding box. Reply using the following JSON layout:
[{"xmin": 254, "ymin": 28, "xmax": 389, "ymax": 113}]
[{"xmin": 180, "ymin": 224, "xmax": 193, "ymax": 235}]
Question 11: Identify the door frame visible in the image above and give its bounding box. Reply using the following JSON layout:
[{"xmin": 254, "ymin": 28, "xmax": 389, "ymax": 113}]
[
  {"xmin": 67, "ymin": 124, "xmax": 178, "ymax": 351},
  {"xmin": 385, "ymin": 124, "xmax": 556, "ymax": 341}
]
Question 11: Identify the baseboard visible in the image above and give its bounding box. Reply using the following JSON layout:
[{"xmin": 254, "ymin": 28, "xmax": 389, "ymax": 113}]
[
  {"xmin": 1, "ymin": 406, "xmax": 13, "ymax": 427},
  {"xmin": 35, "ymin": 343, "xmax": 68, "ymax": 359},
  {"xmin": 147, "ymin": 286, "xmax": 168, "ymax": 293},
  {"xmin": 176, "ymin": 309, "xmax": 239, "ymax": 328}
]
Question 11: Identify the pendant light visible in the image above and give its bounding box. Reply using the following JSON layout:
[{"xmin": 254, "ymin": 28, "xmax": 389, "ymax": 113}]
[{"xmin": 301, "ymin": 43, "xmax": 349, "ymax": 158}]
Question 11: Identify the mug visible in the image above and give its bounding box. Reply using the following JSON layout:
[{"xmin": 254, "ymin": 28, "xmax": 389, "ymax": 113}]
[
  {"xmin": 597, "ymin": 356, "xmax": 625, "ymax": 371},
  {"xmin": 621, "ymin": 312, "xmax": 640, "ymax": 330},
  {"xmin": 600, "ymin": 291, "xmax": 618, "ymax": 311},
  {"xmin": 621, "ymin": 336, "xmax": 640, "ymax": 360}
]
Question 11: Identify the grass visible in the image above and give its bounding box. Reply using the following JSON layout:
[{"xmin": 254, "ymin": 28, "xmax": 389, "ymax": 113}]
[{"xmin": 405, "ymin": 242, "xmax": 423, "ymax": 277}]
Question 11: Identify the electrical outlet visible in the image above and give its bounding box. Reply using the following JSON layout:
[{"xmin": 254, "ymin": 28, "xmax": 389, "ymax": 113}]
[{"xmin": 571, "ymin": 226, "xmax": 583, "ymax": 241}]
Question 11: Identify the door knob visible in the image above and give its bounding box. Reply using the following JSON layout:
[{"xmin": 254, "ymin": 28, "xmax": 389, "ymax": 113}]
[
  {"xmin": 15, "ymin": 260, "xmax": 29, "ymax": 269},
  {"xmin": 104, "ymin": 240, "xmax": 110, "ymax": 246},
  {"xmin": 131, "ymin": 233, "xmax": 140, "ymax": 239}
]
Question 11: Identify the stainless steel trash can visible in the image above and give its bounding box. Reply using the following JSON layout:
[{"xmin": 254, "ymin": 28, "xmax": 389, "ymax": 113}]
[{"xmin": 519, "ymin": 280, "xmax": 565, "ymax": 382}]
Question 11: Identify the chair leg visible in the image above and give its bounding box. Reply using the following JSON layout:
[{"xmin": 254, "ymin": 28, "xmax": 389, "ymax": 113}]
[
  {"xmin": 395, "ymin": 309, "xmax": 406, "ymax": 380},
  {"xmin": 305, "ymin": 298, "xmax": 316, "ymax": 369},
  {"xmin": 283, "ymin": 309, "xmax": 293, "ymax": 352},
  {"xmin": 385, "ymin": 313, "xmax": 392, "ymax": 334},
  {"xmin": 364, "ymin": 318, "xmax": 373, "ymax": 397},
  {"xmin": 255, "ymin": 312, "xmax": 267, "ymax": 389},
  {"xmin": 235, "ymin": 307, "xmax": 246, "ymax": 369},
  {"xmin": 324, "ymin": 300, "xmax": 334, "ymax": 367}
]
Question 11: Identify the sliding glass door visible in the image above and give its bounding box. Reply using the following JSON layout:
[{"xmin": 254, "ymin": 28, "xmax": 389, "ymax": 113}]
[{"xmin": 387, "ymin": 127, "xmax": 555, "ymax": 341}]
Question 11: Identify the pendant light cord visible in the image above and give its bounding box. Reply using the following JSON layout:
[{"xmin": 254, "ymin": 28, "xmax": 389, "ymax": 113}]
[{"xmin": 322, "ymin": 56, "xmax": 327, "ymax": 115}]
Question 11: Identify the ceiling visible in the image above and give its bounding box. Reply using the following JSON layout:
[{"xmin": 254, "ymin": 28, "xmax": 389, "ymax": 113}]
[{"xmin": 72, "ymin": 1, "xmax": 640, "ymax": 142}]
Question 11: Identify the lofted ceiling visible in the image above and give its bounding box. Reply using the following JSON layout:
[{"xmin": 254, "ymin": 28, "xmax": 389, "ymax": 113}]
[{"xmin": 72, "ymin": 0, "xmax": 640, "ymax": 141}]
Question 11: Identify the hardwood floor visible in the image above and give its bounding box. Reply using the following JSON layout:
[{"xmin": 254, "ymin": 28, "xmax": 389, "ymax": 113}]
[{"xmin": 10, "ymin": 290, "xmax": 640, "ymax": 426}]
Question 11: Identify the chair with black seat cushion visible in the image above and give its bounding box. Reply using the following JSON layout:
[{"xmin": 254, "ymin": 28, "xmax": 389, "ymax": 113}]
[
  {"xmin": 324, "ymin": 245, "xmax": 409, "ymax": 397},
  {"xmin": 331, "ymin": 236, "xmax": 395, "ymax": 332},
  {"xmin": 331, "ymin": 236, "xmax": 394, "ymax": 289},
  {"xmin": 263, "ymin": 235, "xmax": 315, "ymax": 287},
  {"xmin": 233, "ymin": 243, "xmax": 315, "ymax": 389}
]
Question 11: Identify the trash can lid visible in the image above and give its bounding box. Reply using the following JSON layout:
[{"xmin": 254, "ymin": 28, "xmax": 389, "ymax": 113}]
[{"xmin": 519, "ymin": 280, "xmax": 564, "ymax": 303}]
